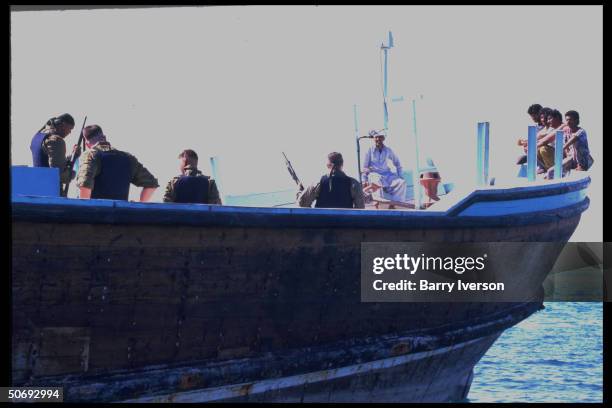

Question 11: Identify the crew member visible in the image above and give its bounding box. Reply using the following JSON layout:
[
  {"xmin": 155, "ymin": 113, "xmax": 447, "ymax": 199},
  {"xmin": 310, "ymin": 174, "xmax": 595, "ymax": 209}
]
[
  {"xmin": 163, "ymin": 149, "xmax": 222, "ymax": 204},
  {"xmin": 297, "ymin": 152, "xmax": 365, "ymax": 209},
  {"xmin": 76, "ymin": 125, "xmax": 159, "ymax": 201},
  {"xmin": 30, "ymin": 113, "xmax": 80, "ymax": 195},
  {"xmin": 362, "ymin": 130, "xmax": 407, "ymax": 202},
  {"xmin": 517, "ymin": 104, "xmax": 544, "ymax": 165},
  {"xmin": 537, "ymin": 109, "xmax": 565, "ymax": 171}
]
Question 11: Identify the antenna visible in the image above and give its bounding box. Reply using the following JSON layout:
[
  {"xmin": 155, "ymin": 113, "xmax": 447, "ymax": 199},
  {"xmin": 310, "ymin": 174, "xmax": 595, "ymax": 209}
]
[{"xmin": 380, "ymin": 31, "xmax": 394, "ymax": 137}]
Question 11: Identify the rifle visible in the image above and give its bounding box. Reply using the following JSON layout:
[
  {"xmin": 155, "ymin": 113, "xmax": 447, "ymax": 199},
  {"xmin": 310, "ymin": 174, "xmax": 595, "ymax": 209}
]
[
  {"xmin": 282, "ymin": 152, "xmax": 304, "ymax": 191},
  {"xmin": 62, "ymin": 116, "xmax": 87, "ymax": 197}
]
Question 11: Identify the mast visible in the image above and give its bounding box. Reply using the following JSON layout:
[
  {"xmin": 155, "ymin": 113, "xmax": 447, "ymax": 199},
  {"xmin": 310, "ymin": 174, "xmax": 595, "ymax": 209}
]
[
  {"xmin": 380, "ymin": 31, "xmax": 394, "ymax": 138},
  {"xmin": 354, "ymin": 104, "xmax": 362, "ymax": 184}
]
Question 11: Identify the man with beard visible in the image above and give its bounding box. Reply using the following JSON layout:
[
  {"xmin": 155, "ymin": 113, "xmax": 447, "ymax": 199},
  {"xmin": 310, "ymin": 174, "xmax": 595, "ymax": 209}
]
[{"xmin": 361, "ymin": 130, "xmax": 407, "ymax": 203}]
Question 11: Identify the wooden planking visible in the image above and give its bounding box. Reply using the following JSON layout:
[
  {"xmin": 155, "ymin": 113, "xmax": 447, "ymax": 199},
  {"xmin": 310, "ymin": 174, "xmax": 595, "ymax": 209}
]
[
  {"xmin": 31, "ymin": 327, "xmax": 90, "ymax": 377},
  {"xmin": 34, "ymin": 302, "xmax": 540, "ymax": 402},
  {"xmin": 12, "ymin": 212, "xmax": 581, "ymax": 379},
  {"xmin": 13, "ymin": 216, "xmax": 582, "ymax": 249}
]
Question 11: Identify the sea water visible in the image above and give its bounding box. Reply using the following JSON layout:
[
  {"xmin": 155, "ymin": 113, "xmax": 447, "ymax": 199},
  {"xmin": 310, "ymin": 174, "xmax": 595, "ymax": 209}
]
[{"xmin": 468, "ymin": 302, "xmax": 603, "ymax": 403}]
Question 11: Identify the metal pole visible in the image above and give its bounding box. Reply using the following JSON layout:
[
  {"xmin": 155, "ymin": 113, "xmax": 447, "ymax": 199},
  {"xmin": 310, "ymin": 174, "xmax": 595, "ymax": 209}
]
[
  {"xmin": 210, "ymin": 156, "xmax": 224, "ymax": 200},
  {"xmin": 475, "ymin": 122, "xmax": 490, "ymax": 186},
  {"xmin": 412, "ymin": 99, "xmax": 422, "ymax": 209},
  {"xmin": 527, "ymin": 126, "xmax": 537, "ymax": 182},
  {"xmin": 383, "ymin": 48, "xmax": 388, "ymax": 100},
  {"xmin": 383, "ymin": 48, "xmax": 389, "ymax": 136},
  {"xmin": 354, "ymin": 104, "xmax": 362, "ymax": 184},
  {"xmin": 484, "ymin": 122, "xmax": 490, "ymax": 185},
  {"xmin": 554, "ymin": 130, "xmax": 564, "ymax": 179},
  {"xmin": 476, "ymin": 122, "xmax": 484, "ymax": 186},
  {"xmin": 381, "ymin": 31, "xmax": 393, "ymax": 138}
]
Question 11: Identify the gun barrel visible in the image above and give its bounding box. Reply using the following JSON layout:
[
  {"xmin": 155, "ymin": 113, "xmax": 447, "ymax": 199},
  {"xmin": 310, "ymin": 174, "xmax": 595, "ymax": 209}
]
[
  {"xmin": 282, "ymin": 152, "xmax": 302, "ymax": 189},
  {"xmin": 62, "ymin": 116, "xmax": 87, "ymax": 196}
]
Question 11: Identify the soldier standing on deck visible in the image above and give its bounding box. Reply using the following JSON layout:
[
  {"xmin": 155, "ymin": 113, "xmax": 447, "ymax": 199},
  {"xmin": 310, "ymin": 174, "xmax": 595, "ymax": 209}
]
[
  {"xmin": 163, "ymin": 149, "xmax": 222, "ymax": 204},
  {"xmin": 30, "ymin": 113, "xmax": 80, "ymax": 196},
  {"xmin": 76, "ymin": 125, "xmax": 159, "ymax": 201},
  {"xmin": 297, "ymin": 152, "xmax": 365, "ymax": 209}
]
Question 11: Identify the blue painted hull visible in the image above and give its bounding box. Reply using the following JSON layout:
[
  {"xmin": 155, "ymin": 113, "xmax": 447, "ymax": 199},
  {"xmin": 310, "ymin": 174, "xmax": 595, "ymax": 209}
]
[{"xmin": 12, "ymin": 174, "xmax": 590, "ymax": 229}]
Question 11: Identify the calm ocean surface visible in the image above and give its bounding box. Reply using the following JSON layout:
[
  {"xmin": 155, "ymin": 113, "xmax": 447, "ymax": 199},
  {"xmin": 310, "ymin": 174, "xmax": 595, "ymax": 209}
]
[{"xmin": 468, "ymin": 302, "xmax": 603, "ymax": 403}]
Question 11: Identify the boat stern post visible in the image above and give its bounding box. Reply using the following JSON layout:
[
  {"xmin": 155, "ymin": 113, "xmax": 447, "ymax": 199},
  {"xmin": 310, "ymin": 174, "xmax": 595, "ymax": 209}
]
[
  {"xmin": 527, "ymin": 125, "xmax": 537, "ymax": 181},
  {"xmin": 476, "ymin": 121, "xmax": 490, "ymax": 186},
  {"xmin": 554, "ymin": 130, "xmax": 564, "ymax": 179}
]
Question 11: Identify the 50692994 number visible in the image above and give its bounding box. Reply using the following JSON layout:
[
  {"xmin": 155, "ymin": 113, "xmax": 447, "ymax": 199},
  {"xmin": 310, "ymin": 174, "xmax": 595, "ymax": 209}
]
[{"xmin": 2, "ymin": 387, "xmax": 63, "ymax": 402}]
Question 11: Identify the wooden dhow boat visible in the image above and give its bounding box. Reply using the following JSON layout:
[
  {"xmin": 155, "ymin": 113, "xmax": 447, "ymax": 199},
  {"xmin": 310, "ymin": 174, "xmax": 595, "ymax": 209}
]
[{"xmin": 10, "ymin": 165, "xmax": 591, "ymax": 402}]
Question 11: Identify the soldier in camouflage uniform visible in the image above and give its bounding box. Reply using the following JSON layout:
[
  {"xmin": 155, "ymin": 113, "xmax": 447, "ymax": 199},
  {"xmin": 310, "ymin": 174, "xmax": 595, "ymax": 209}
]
[
  {"xmin": 76, "ymin": 125, "xmax": 159, "ymax": 202},
  {"xmin": 30, "ymin": 113, "xmax": 81, "ymax": 196},
  {"xmin": 163, "ymin": 149, "xmax": 222, "ymax": 204}
]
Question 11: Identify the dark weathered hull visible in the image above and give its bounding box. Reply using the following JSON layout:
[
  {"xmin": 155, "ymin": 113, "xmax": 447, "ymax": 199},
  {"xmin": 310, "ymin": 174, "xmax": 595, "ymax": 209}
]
[
  {"xmin": 18, "ymin": 302, "xmax": 539, "ymax": 403},
  {"xmin": 125, "ymin": 334, "xmax": 499, "ymax": 403},
  {"xmin": 166, "ymin": 335, "xmax": 497, "ymax": 403},
  {"xmin": 10, "ymin": 175, "xmax": 591, "ymax": 402}
]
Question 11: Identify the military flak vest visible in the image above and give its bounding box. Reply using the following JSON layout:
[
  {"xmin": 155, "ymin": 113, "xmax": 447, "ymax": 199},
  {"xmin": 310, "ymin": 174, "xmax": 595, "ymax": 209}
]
[
  {"xmin": 174, "ymin": 175, "xmax": 210, "ymax": 204},
  {"xmin": 91, "ymin": 151, "xmax": 132, "ymax": 201},
  {"xmin": 30, "ymin": 132, "xmax": 50, "ymax": 167}
]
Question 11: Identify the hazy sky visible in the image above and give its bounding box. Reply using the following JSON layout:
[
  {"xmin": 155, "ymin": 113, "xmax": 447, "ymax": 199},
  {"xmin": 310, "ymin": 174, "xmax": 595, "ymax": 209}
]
[{"xmin": 10, "ymin": 6, "xmax": 602, "ymax": 241}]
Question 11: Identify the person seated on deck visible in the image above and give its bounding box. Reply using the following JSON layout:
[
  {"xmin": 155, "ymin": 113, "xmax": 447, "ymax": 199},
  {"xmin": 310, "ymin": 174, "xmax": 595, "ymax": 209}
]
[
  {"xmin": 76, "ymin": 125, "xmax": 159, "ymax": 202},
  {"xmin": 30, "ymin": 113, "xmax": 80, "ymax": 196},
  {"xmin": 297, "ymin": 152, "xmax": 365, "ymax": 209},
  {"xmin": 536, "ymin": 109, "xmax": 566, "ymax": 174},
  {"xmin": 535, "ymin": 107, "xmax": 553, "ymax": 137},
  {"xmin": 517, "ymin": 105, "xmax": 551, "ymax": 171},
  {"xmin": 361, "ymin": 130, "xmax": 407, "ymax": 203},
  {"xmin": 163, "ymin": 149, "xmax": 222, "ymax": 204},
  {"xmin": 516, "ymin": 104, "xmax": 544, "ymax": 165},
  {"xmin": 545, "ymin": 110, "xmax": 593, "ymax": 179}
]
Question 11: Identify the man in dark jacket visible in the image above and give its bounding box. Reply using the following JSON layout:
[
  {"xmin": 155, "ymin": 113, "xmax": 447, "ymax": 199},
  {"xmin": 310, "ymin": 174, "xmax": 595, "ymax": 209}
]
[
  {"xmin": 163, "ymin": 149, "xmax": 222, "ymax": 204},
  {"xmin": 297, "ymin": 152, "xmax": 365, "ymax": 209}
]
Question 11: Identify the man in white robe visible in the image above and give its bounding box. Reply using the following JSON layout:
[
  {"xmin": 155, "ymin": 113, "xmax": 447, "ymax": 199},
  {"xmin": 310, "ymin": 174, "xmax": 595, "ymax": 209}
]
[{"xmin": 362, "ymin": 130, "xmax": 407, "ymax": 202}]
